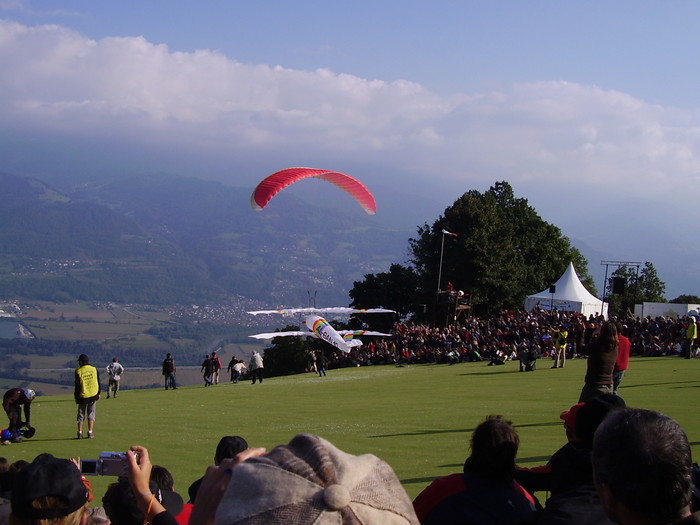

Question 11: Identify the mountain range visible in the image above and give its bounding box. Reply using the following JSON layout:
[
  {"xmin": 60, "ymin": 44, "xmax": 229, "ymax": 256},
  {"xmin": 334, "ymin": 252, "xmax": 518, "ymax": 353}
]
[{"xmin": 0, "ymin": 172, "xmax": 410, "ymax": 307}]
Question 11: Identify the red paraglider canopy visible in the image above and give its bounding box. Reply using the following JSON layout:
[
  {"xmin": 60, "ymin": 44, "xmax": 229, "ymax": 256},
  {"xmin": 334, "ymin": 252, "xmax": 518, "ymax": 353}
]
[{"xmin": 250, "ymin": 167, "xmax": 377, "ymax": 215}]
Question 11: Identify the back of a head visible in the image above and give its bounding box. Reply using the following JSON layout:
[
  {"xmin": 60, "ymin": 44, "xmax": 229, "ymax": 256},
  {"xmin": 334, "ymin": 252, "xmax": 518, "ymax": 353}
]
[
  {"xmin": 464, "ymin": 415, "xmax": 519, "ymax": 480},
  {"xmin": 215, "ymin": 433, "xmax": 419, "ymax": 524},
  {"xmin": 215, "ymin": 436, "xmax": 249, "ymax": 465},
  {"xmin": 103, "ymin": 480, "xmax": 183, "ymax": 525},
  {"xmin": 11, "ymin": 454, "xmax": 88, "ymax": 525},
  {"xmin": 151, "ymin": 465, "xmax": 175, "ymax": 492},
  {"xmin": 598, "ymin": 321, "xmax": 618, "ymax": 351},
  {"xmin": 574, "ymin": 394, "xmax": 626, "ymax": 447},
  {"xmin": 592, "ymin": 408, "xmax": 691, "ymax": 523}
]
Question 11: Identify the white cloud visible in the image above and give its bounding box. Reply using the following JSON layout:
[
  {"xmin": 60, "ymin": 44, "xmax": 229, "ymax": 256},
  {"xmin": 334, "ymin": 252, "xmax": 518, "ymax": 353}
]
[{"xmin": 1, "ymin": 19, "xmax": 700, "ymax": 221}]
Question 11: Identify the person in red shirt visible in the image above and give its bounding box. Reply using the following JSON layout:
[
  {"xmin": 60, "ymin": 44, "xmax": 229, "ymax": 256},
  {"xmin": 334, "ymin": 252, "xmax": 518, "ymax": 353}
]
[
  {"xmin": 613, "ymin": 322, "xmax": 631, "ymax": 395},
  {"xmin": 413, "ymin": 415, "xmax": 538, "ymax": 525}
]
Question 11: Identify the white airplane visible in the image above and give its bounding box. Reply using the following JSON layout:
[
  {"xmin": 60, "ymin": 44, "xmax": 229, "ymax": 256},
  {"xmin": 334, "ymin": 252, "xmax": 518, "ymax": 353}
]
[{"xmin": 247, "ymin": 307, "xmax": 395, "ymax": 353}]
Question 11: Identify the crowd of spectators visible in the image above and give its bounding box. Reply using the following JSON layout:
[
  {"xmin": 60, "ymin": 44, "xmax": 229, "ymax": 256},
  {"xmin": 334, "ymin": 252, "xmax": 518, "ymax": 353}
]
[{"xmin": 322, "ymin": 308, "xmax": 700, "ymax": 370}]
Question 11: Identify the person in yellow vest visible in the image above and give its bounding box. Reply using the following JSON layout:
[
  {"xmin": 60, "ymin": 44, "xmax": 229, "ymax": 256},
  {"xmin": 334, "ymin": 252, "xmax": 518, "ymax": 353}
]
[
  {"xmin": 75, "ymin": 353, "xmax": 100, "ymax": 439},
  {"xmin": 684, "ymin": 316, "xmax": 698, "ymax": 359},
  {"xmin": 552, "ymin": 324, "xmax": 569, "ymax": 368}
]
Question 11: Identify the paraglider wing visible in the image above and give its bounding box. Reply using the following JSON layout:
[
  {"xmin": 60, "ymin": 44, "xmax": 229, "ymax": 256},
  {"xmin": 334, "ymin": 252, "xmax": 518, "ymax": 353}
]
[{"xmin": 250, "ymin": 167, "xmax": 377, "ymax": 215}]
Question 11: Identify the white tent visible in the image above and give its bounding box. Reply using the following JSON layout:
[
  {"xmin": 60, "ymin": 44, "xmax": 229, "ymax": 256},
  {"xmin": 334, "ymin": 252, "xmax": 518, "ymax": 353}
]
[{"xmin": 524, "ymin": 262, "xmax": 608, "ymax": 318}]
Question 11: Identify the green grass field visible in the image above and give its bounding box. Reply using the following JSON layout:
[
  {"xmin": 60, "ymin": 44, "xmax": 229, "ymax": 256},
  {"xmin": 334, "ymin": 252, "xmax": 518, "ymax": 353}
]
[{"xmin": 2, "ymin": 356, "xmax": 699, "ymax": 504}]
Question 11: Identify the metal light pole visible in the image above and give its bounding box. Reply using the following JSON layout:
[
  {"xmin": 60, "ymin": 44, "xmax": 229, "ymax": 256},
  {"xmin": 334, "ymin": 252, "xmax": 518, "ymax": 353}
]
[
  {"xmin": 437, "ymin": 232, "xmax": 447, "ymax": 292},
  {"xmin": 437, "ymin": 229, "xmax": 458, "ymax": 292}
]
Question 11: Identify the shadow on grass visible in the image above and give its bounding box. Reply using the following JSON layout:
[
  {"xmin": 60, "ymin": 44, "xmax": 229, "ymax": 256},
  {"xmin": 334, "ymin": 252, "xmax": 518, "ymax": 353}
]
[
  {"xmin": 34, "ymin": 397, "xmax": 77, "ymax": 404},
  {"xmin": 402, "ymin": 476, "xmax": 442, "ymax": 485},
  {"xmin": 371, "ymin": 420, "xmax": 561, "ymax": 438},
  {"xmin": 457, "ymin": 368, "xmax": 524, "ymax": 376},
  {"xmin": 621, "ymin": 380, "xmax": 700, "ymax": 389}
]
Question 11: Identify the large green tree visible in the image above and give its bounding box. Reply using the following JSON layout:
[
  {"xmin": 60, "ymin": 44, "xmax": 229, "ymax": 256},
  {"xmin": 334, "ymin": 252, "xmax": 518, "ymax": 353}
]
[
  {"xmin": 409, "ymin": 182, "xmax": 593, "ymax": 317},
  {"xmin": 606, "ymin": 262, "xmax": 666, "ymax": 316},
  {"xmin": 349, "ymin": 263, "xmax": 419, "ymax": 319}
]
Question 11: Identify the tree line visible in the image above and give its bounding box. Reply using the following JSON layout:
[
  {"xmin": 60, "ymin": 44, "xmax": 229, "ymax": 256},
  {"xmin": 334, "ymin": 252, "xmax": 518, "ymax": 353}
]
[{"xmin": 349, "ymin": 181, "xmax": 678, "ymax": 320}]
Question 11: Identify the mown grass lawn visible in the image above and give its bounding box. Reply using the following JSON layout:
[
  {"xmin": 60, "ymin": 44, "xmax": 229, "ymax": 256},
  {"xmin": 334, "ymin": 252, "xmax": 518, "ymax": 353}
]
[{"xmin": 3, "ymin": 355, "xmax": 699, "ymax": 502}]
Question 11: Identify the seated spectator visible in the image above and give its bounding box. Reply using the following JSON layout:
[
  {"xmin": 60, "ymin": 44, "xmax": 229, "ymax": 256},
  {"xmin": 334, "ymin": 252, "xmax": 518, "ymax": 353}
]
[
  {"xmin": 151, "ymin": 465, "xmax": 191, "ymax": 525},
  {"xmin": 187, "ymin": 433, "xmax": 419, "ymax": 525},
  {"xmin": 516, "ymin": 394, "xmax": 625, "ymax": 524},
  {"xmin": 592, "ymin": 408, "xmax": 699, "ymax": 524},
  {"xmin": 188, "ymin": 435, "xmax": 248, "ymax": 503},
  {"xmin": 122, "ymin": 446, "xmax": 179, "ymax": 525},
  {"xmin": 103, "ymin": 478, "xmax": 183, "ymax": 525},
  {"xmin": 151, "ymin": 465, "xmax": 175, "ymax": 491},
  {"xmin": 413, "ymin": 415, "xmax": 539, "ymax": 525},
  {"xmin": 10, "ymin": 454, "xmax": 89, "ymax": 525}
]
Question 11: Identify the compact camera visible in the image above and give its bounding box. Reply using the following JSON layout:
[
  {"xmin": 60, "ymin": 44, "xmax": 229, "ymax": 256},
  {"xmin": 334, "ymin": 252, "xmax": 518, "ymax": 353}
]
[{"xmin": 80, "ymin": 451, "xmax": 128, "ymax": 476}]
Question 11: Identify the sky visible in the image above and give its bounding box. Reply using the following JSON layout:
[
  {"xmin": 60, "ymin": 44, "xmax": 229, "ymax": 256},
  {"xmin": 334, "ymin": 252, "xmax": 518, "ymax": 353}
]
[{"xmin": 1, "ymin": 0, "xmax": 700, "ymax": 298}]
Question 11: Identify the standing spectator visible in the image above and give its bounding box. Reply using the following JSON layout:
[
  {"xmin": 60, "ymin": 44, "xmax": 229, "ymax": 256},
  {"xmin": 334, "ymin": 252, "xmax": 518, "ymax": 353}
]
[
  {"xmin": 613, "ymin": 323, "xmax": 630, "ymax": 395},
  {"xmin": 578, "ymin": 321, "xmax": 618, "ymax": 403},
  {"xmin": 592, "ymin": 408, "xmax": 699, "ymax": 524},
  {"xmin": 210, "ymin": 351, "xmax": 223, "ymax": 385},
  {"xmin": 2, "ymin": 388, "xmax": 34, "ymax": 444},
  {"xmin": 106, "ymin": 357, "xmax": 124, "ymax": 399},
  {"xmin": 684, "ymin": 316, "xmax": 697, "ymax": 359},
  {"xmin": 552, "ymin": 324, "xmax": 569, "ymax": 368},
  {"xmin": 75, "ymin": 354, "xmax": 100, "ymax": 439},
  {"xmin": 249, "ymin": 351, "xmax": 264, "ymax": 384},
  {"xmin": 201, "ymin": 355, "xmax": 214, "ymax": 387},
  {"xmin": 413, "ymin": 415, "xmax": 539, "ymax": 525},
  {"xmin": 162, "ymin": 353, "xmax": 177, "ymax": 390},
  {"xmin": 316, "ymin": 351, "xmax": 328, "ymax": 377},
  {"xmin": 226, "ymin": 356, "xmax": 237, "ymax": 383}
]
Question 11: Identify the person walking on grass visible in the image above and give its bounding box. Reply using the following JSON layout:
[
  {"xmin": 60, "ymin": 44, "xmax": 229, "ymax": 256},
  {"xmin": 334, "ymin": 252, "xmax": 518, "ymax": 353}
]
[
  {"xmin": 75, "ymin": 353, "xmax": 100, "ymax": 439},
  {"xmin": 106, "ymin": 357, "xmax": 124, "ymax": 399},
  {"xmin": 250, "ymin": 351, "xmax": 264, "ymax": 384}
]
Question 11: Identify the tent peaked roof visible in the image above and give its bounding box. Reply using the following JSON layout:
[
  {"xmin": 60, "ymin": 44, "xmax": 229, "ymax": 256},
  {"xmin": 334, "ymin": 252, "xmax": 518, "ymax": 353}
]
[
  {"xmin": 544, "ymin": 262, "xmax": 600, "ymax": 303},
  {"xmin": 524, "ymin": 262, "xmax": 607, "ymax": 317}
]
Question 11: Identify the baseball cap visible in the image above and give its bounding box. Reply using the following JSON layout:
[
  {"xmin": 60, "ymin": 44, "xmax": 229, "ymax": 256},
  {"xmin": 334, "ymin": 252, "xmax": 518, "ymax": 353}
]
[
  {"xmin": 11, "ymin": 454, "xmax": 89, "ymax": 519},
  {"xmin": 560, "ymin": 402, "xmax": 585, "ymax": 434},
  {"xmin": 215, "ymin": 433, "xmax": 419, "ymax": 525}
]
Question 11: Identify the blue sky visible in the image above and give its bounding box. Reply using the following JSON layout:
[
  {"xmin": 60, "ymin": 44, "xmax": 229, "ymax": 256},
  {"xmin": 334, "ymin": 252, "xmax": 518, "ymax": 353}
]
[
  {"xmin": 6, "ymin": 1, "xmax": 698, "ymax": 106},
  {"xmin": 2, "ymin": 0, "xmax": 700, "ymax": 297}
]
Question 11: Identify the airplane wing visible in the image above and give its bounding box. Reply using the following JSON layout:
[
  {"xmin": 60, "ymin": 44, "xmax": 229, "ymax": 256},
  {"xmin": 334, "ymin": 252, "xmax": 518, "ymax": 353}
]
[
  {"xmin": 337, "ymin": 330, "xmax": 393, "ymax": 338},
  {"xmin": 249, "ymin": 331, "xmax": 316, "ymax": 340},
  {"xmin": 247, "ymin": 307, "xmax": 396, "ymax": 316}
]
